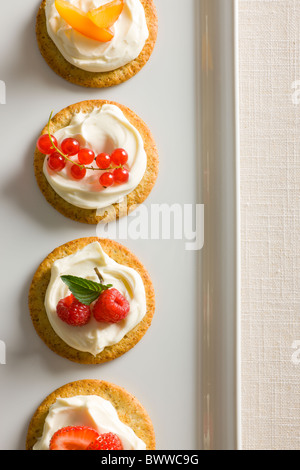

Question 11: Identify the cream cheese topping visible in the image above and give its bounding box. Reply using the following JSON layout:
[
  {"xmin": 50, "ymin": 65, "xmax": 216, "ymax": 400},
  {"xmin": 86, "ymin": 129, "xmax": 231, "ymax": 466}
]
[
  {"xmin": 45, "ymin": 0, "xmax": 149, "ymax": 73},
  {"xmin": 33, "ymin": 395, "xmax": 147, "ymax": 450},
  {"xmin": 44, "ymin": 241, "xmax": 147, "ymax": 356},
  {"xmin": 43, "ymin": 104, "xmax": 147, "ymax": 210}
]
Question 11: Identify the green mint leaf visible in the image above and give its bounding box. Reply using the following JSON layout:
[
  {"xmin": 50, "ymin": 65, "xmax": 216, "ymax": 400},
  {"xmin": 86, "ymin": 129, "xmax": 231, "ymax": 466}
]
[{"xmin": 61, "ymin": 275, "xmax": 112, "ymax": 305}]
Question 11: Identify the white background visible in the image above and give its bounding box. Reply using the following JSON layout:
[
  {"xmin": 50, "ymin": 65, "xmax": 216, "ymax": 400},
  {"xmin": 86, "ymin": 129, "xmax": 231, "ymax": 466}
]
[{"xmin": 0, "ymin": 0, "xmax": 199, "ymax": 450}]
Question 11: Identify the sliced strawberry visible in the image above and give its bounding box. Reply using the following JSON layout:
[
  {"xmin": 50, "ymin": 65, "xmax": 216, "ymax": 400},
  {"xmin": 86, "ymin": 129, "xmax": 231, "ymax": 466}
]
[
  {"xmin": 49, "ymin": 426, "xmax": 100, "ymax": 450},
  {"xmin": 86, "ymin": 433, "xmax": 123, "ymax": 450}
]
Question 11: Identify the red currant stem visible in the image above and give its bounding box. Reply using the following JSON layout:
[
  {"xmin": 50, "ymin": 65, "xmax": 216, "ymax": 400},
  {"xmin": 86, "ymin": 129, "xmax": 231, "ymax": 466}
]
[
  {"xmin": 46, "ymin": 111, "xmax": 105, "ymax": 172},
  {"xmin": 47, "ymin": 112, "xmax": 81, "ymax": 167}
]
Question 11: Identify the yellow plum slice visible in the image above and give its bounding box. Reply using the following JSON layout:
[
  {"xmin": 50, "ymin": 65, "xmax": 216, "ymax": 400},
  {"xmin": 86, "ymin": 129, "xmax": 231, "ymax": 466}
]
[
  {"xmin": 55, "ymin": 0, "xmax": 114, "ymax": 42},
  {"xmin": 87, "ymin": 0, "xmax": 124, "ymax": 29}
]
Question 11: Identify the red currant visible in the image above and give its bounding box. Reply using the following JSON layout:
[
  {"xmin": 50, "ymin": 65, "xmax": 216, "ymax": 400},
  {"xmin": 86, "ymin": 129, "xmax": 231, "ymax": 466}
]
[
  {"xmin": 48, "ymin": 152, "xmax": 66, "ymax": 171},
  {"xmin": 100, "ymin": 172, "xmax": 114, "ymax": 187},
  {"xmin": 37, "ymin": 134, "xmax": 58, "ymax": 155},
  {"xmin": 71, "ymin": 164, "xmax": 86, "ymax": 180},
  {"xmin": 96, "ymin": 153, "xmax": 111, "ymax": 169},
  {"xmin": 61, "ymin": 138, "xmax": 80, "ymax": 156},
  {"xmin": 110, "ymin": 148, "xmax": 128, "ymax": 166},
  {"xmin": 113, "ymin": 168, "xmax": 129, "ymax": 184},
  {"xmin": 78, "ymin": 148, "xmax": 95, "ymax": 165}
]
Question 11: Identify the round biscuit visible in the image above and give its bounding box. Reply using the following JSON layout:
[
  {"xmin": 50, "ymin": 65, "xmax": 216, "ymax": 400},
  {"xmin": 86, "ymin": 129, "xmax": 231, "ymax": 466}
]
[
  {"xmin": 35, "ymin": 0, "xmax": 158, "ymax": 88},
  {"xmin": 28, "ymin": 237, "xmax": 155, "ymax": 364},
  {"xmin": 34, "ymin": 99, "xmax": 159, "ymax": 224},
  {"xmin": 26, "ymin": 379, "xmax": 156, "ymax": 450}
]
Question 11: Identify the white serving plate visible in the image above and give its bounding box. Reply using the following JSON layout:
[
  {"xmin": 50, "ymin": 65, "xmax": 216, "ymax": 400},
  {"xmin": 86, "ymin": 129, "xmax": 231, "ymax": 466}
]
[{"xmin": 0, "ymin": 0, "xmax": 240, "ymax": 450}]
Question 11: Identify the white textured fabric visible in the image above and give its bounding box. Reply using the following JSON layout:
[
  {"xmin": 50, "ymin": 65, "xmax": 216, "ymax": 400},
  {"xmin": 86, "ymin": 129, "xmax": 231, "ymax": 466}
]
[{"xmin": 239, "ymin": 0, "xmax": 300, "ymax": 450}]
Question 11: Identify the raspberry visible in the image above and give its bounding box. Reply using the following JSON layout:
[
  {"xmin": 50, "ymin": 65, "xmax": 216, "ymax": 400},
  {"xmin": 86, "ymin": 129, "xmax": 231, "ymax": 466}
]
[
  {"xmin": 86, "ymin": 433, "xmax": 123, "ymax": 450},
  {"xmin": 93, "ymin": 288, "xmax": 130, "ymax": 323},
  {"xmin": 49, "ymin": 426, "xmax": 100, "ymax": 451},
  {"xmin": 56, "ymin": 294, "xmax": 91, "ymax": 326}
]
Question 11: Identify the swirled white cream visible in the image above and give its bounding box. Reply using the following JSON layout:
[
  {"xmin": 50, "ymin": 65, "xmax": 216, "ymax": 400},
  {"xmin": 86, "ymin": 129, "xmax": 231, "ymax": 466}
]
[
  {"xmin": 43, "ymin": 104, "xmax": 147, "ymax": 210},
  {"xmin": 33, "ymin": 395, "xmax": 147, "ymax": 450},
  {"xmin": 44, "ymin": 241, "xmax": 147, "ymax": 356},
  {"xmin": 45, "ymin": 0, "xmax": 149, "ymax": 72}
]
